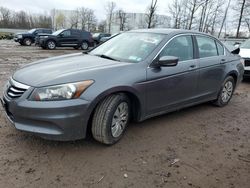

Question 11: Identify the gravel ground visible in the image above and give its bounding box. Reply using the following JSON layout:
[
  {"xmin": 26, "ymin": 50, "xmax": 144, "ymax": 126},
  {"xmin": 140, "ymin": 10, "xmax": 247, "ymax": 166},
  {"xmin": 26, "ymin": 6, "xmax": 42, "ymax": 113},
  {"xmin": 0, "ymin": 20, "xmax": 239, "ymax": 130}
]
[{"xmin": 0, "ymin": 40, "xmax": 249, "ymax": 188}]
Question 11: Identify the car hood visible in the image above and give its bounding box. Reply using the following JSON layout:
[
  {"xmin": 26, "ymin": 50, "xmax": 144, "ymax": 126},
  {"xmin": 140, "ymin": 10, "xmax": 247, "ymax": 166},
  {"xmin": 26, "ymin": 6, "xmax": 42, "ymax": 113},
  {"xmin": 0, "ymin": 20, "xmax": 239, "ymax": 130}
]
[
  {"xmin": 239, "ymin": 48, "xmax": 250, "ymax": 58},
  {"xmin": 15, "ymin": 32, "xmax": 29, "ymax": 36},
  {"xmin": 13, "ymin": 53, "xmax": 129, "ymax": 87}
]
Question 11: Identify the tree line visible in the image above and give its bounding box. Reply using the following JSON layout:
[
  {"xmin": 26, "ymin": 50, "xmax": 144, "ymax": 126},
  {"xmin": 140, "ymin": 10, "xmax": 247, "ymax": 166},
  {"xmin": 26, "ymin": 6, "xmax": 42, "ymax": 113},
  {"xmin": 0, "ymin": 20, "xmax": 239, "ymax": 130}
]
[
  {"xmin": 0, "ymin": 7, "xmax": 51, "ymax": 29},
  {"xmin": 0, "ymin": 0, "xmax": 250, "ymax": 37}
]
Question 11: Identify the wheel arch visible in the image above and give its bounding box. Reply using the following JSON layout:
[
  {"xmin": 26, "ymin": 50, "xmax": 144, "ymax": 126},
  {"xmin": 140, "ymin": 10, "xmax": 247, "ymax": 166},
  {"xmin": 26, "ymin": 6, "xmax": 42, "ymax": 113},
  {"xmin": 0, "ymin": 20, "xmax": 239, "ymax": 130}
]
[
  {"xmin": 85, "ymin": 87, "xmax": 143, "ymax": 137},
  {"xmin": 226, "ymin": 70, "xmax": 238, "ymax": 84}
]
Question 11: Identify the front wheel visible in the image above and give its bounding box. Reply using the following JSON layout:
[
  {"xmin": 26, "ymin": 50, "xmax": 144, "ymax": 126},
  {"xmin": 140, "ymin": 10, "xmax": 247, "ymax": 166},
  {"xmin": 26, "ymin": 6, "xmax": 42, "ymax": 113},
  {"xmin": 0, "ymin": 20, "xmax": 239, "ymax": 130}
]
[
  {"xmin": 213, "ymin": 76, "xmax": 235, "ymax": 107},
  {"xmin": 23, "ymin": 38, "xmax": 32, "ymax": 46},
  {"xmin": 46, "ymin": 40, "xmax": 56, "ymax": 50},
  {"xmin": 92, "ymin": 94, "xmax": 130, "ymax": 145}
]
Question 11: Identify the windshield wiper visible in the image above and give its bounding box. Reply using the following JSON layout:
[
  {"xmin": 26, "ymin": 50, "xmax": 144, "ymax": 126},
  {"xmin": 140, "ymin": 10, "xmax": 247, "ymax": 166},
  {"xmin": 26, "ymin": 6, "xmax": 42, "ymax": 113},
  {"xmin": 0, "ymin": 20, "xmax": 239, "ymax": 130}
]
[{"xmin": 95, "ymin": 54, "xmax": 120, "ymax": 62}]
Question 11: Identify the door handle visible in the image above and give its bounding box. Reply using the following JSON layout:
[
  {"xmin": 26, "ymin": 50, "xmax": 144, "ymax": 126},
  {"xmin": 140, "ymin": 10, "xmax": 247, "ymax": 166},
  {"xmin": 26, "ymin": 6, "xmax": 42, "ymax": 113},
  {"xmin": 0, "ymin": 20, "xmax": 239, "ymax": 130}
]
[
  {"xmin": 220, "ymin": 59, "xmax": 226, "ymax": 64},
  {"xmin": 189, "ymin": 65, "xmax": 197, "ymax": 69}
]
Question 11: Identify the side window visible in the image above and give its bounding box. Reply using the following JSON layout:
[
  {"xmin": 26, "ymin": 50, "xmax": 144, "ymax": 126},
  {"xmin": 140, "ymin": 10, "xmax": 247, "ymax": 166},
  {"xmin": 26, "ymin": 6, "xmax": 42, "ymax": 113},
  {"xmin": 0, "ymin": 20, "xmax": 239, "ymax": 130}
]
[
  {"xmin": 216, "ymin": 41, "xmax": 224, "ymax": 55},
  {"xmin": 62, "ymin": 30, "xmax": 71, "ymax": 37},
  {"xmin": 71, "ymin": 30, "xmax": 80, "ymax": 36},
  {"xmin": 196, "ymin": 36, "xmax": 217, "ymax": 58},
  {"xmin": 159, "ymin": 35, "xmax": 194, "ymax": 61}
]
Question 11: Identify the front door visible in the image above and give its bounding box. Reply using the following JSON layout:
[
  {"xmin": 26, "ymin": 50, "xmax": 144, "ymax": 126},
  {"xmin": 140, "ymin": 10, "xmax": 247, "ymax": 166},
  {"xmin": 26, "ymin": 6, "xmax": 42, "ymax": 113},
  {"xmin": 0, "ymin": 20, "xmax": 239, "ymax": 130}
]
[{"xmin": 146, "ymin": 35, "xmax": 199, "ymax": 115}]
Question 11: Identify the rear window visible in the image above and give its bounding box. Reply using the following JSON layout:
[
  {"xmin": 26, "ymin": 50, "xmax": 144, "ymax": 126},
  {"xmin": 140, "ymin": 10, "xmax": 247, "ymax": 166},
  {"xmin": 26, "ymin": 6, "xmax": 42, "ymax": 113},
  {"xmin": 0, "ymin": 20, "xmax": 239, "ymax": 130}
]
[
  {"xmin": 71, "ymin": 30, "xmax": 80, "ymax": 36},
  {"xmin": 196, "ymin": 36, "xmax": 217, "ymax": 58}
]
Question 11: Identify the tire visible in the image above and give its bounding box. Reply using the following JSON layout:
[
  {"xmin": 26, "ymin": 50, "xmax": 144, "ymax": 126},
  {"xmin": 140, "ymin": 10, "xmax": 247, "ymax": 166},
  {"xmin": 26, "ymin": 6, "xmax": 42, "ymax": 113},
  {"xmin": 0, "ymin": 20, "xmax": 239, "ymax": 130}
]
[
  {"xmin": 92, "ymin": 93, "xmax": 130, "ymax": 145},
  {"xmin": 46, "ymin": 40, "xmax": 56, "ymax": 50},
  {"xmin": 23, "ymin": 38, "xmax": 32, "ymax": 46},
  {"xmin": 81, "ymin": 41, "xmax": 89, "ymax": 50},
  {"xmin": 213, "ymin": 76, "xmax": 235, "ymax": 107}
]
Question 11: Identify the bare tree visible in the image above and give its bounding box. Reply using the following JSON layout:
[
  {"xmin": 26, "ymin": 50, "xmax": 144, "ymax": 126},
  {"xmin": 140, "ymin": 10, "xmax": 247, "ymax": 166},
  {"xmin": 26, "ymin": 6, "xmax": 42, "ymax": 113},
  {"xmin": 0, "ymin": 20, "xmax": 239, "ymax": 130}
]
[
  {"xmin": 168, "ymin": 0, "xmax": 182, "ymax": 28},
  {"xmin": 218, "ymin": 0, "xmax": 231, "ymax": 38},
  {"xmin": 186, "ymin": 0, "xmax": 204, "ymax": 30},
  {"xmin": 0, "ymin": 7, "xmax": 11, "ymax": 27},
  {"xmin": 69, "ymin": 9, "xmax": 80, "ymax": 29},
  {"xmin": 106, "ymin": 1, "xmax": 116, "ymax": 33},
  {"xmin": 79, "ymin": 7, "xmax": 88, "ymax": 30},
  {"xmin": 235, "ymin": 0, "xmax": 250, "ymax": 37},
  {"xmin": 117, "ymin": 9, "xmax": 127, "ymax": 31},
  {"xmin": 145, "ymin": 0, "xmax": 158, "ymax": 28},
  {"xmin": 86, "ymin": 9, "xmax": 97, "ymax": 32}
]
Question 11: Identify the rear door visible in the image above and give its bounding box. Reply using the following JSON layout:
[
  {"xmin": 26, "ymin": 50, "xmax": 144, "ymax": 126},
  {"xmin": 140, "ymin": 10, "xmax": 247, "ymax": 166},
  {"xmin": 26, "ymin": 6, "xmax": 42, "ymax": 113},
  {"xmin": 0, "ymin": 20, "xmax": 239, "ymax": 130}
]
[
  {"xmin": 58, "ymin": 30, "xmax": 77, "ymax": 46},
  {"xmin": 195, "ymin": 35, "xmax": 225, "ymax": 98},
  {"xmin": 146, "ymin": 35, "xmax": 199, "ymax": 115}
]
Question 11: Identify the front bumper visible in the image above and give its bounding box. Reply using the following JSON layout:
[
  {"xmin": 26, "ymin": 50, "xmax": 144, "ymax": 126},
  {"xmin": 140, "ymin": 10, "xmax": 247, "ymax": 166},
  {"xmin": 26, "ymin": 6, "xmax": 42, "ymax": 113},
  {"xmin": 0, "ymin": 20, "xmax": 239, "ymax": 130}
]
[
  {"xmin": 1, "ymin": 90, "xmax": 91, "ymax": 141},
  {"xmin": 14, "ymin": 38, "xmax": 22, "ymax": 43}
]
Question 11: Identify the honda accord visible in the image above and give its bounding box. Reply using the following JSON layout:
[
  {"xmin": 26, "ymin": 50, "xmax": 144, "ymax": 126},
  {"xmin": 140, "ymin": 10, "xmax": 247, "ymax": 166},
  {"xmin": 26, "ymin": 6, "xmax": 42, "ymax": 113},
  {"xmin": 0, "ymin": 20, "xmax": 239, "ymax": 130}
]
[{"xmin": 1, "ymin": 29, "xmax": 244, "ymax": 145}]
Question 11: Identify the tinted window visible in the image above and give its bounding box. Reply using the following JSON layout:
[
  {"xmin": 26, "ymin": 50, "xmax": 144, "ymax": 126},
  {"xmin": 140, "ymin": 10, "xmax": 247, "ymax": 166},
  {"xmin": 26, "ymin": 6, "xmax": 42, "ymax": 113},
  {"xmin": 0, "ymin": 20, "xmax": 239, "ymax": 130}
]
[
  {"xmin": 216, "ymin": 41, "xmax": 224, "ymax": 55},
  {"xmin": 159, "ymin": 35, "xmax": 193, "ymax": 61},
  {"xmin": 196, "ymin": 36, "xmax": 217, "ymax": 58},
  {"xmin": 62, "ymin": 30, "xmax": 71, "ymax": 37},
  {"xmin": 71, "ymin": 30, "xmax": 80, "ymax": 36}
]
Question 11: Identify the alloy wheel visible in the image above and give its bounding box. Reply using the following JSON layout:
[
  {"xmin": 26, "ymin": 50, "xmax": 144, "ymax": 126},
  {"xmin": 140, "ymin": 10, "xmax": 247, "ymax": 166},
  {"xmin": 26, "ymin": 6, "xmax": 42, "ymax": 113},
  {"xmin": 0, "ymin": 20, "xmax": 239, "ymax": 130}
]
[
  {"xmin": 111, "ymin": 102, "xmax": 129, "ymax": 138},
  {"xmin": 221, "ymin": 81, "xmax": 233, "ymax": 103}
]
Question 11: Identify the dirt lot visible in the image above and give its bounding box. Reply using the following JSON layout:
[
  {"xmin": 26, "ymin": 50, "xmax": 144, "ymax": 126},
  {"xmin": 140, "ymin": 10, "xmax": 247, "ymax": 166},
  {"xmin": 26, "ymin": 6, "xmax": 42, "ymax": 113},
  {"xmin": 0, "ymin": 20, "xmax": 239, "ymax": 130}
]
[{"xmin": 0, "ymin": 40, "xmax": 249, "ymax": 188}]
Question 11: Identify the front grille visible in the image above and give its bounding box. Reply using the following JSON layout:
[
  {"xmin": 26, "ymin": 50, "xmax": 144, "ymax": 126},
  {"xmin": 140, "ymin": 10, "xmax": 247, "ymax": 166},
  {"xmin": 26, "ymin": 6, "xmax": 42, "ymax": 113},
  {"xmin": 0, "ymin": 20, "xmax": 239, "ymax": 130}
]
[
  {"xmin": 6, "ymin": 78, "xmax": 29, "ymax": 99},
  {"xmin": 7, "ymin": 86, "xmax": 26, "ymax": 98},
  {"xmin": 244, "ymin": 59, "xmax": 250, "ymax": 67}
]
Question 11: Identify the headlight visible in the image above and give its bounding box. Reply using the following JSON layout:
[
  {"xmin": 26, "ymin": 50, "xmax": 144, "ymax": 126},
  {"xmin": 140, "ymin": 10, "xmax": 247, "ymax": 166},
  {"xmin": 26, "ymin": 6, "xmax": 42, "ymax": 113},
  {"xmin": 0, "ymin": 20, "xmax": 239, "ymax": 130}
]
[
  {"xmin": 40, "ymin": 36, "xmax": 48, "ymax": 39},
  {"xmin": 17, "ymin": 35, "xmax": 23, "ymax": 39},
  {"xmin": 29, "ymin": 80, "xmax": 94, "ymax": 101}
]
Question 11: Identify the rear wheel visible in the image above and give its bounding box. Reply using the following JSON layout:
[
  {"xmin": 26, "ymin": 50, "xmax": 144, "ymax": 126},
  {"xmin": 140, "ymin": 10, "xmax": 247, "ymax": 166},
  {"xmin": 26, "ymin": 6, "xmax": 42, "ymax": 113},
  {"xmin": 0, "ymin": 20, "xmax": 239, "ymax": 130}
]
[
  {"xmin": 213, "ymin": 76, "xmax": 235, "ymax": 107},
  {"xmin": 46, "ymin": 40, "xmax": 56, "ymax": 50},
  {"xmin": 81, "ymin": 41, "xmax": 89, "ymax": 50},
  {"xmin": 92, "ymin": 94, "xmax": 130, "ymax": 145},
  {"xmin": 23, "ymin": 38, "xmax": 32, "ymax": 46}
]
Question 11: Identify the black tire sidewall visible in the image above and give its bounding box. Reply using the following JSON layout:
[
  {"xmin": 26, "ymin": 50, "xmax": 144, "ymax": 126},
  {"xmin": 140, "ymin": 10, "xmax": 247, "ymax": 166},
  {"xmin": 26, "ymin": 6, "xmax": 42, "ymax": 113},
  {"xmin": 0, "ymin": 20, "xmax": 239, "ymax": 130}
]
[{"xmin": 81, "ymin": 41, "xmax": 89, "ymax": 50}]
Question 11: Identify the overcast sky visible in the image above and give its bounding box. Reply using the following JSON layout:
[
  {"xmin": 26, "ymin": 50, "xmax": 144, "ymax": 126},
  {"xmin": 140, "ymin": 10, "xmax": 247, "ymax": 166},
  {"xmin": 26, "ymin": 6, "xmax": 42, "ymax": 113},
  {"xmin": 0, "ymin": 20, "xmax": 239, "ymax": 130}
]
[{"xmin": 0, "ymin": 0, "xmax": 172, "ymax": 20}]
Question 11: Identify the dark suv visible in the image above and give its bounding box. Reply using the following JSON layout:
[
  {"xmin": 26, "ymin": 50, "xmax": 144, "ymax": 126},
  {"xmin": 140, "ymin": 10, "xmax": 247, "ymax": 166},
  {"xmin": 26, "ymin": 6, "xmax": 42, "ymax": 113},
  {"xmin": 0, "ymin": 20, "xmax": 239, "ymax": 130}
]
[
  {"xmin": 38, "ymin": 29, "xmax": 94, "ymax": 50},
  {"xmin": 14, "ymin": 28, "xmax": 52, "ymax": 46}
]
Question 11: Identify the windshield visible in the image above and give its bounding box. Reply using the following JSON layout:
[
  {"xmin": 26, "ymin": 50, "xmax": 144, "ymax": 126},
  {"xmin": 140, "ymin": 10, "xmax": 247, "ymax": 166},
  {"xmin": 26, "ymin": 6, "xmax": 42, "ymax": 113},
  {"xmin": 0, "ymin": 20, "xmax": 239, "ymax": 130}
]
[
  {"xmin": 89, "ymin": 32, "xmax": 166, "ymax": 63},
  {"xmin": 240, "ymin": 39, "xmax": 250, "ymax": 49},
  {"xmin": 52, "ymin": 29, "xmax": 65, "ymax": 36},
  {"xmin": 28, "ymin": 29, "xmax": 36, "ymax": 33}
]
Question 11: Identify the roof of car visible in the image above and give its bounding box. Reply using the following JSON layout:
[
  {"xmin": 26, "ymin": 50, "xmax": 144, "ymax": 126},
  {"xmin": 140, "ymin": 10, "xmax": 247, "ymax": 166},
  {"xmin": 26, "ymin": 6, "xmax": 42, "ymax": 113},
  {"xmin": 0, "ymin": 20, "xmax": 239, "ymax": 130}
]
[{"xmin": 129, "ymin": 28, "xmax": 212, "ymax": 36}]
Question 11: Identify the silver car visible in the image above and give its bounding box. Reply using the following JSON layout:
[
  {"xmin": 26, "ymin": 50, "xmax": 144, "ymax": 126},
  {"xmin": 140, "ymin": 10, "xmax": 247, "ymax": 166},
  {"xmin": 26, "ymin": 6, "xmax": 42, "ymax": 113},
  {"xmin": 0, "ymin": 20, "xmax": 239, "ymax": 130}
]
[{"xmin": 1, "ymin": 29, "xmax": 244, "ymax": 145}]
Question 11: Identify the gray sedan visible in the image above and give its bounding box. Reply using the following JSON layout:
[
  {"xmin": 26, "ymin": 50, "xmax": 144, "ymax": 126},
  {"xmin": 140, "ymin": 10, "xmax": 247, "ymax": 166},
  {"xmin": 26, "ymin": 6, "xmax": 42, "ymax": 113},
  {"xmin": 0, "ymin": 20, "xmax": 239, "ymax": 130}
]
[{"xmin": 1, "ymin": 29, "xmax": 244, "ymax": 145}]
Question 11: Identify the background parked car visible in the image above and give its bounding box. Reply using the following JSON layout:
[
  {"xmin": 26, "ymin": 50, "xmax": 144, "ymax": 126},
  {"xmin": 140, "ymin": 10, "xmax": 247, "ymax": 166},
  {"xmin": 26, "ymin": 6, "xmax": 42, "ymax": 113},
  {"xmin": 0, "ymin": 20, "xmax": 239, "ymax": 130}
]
[
  {"xmin": 38, "ymin": 29, "xmax": 94, "ymax": 50},
  {"xmin": 99, "ymin": 33, "xmax": 120, "ymax": 43},
  {"xmin": 92, "ymin": 33, "xmax": 111, "ymax": 45},
  {"xmin": 14, "ymin": 28, "xmax": 53, "ymax": 46},
  {"xmin": 239, "ymin": 39, "xmax": 250, "ymax": 78}
]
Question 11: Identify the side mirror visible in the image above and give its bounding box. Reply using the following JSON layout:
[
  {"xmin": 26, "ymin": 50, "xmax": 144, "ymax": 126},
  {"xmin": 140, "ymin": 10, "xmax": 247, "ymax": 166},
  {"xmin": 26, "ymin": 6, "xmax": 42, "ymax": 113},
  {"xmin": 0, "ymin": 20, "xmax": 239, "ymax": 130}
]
[
  {"xmin": 59, "ymin": 33, "xmax": 64, "ymax": 37},
  {"xmin": 157, "ymin": 56, "xmax": 179, "ymax": 67}
]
